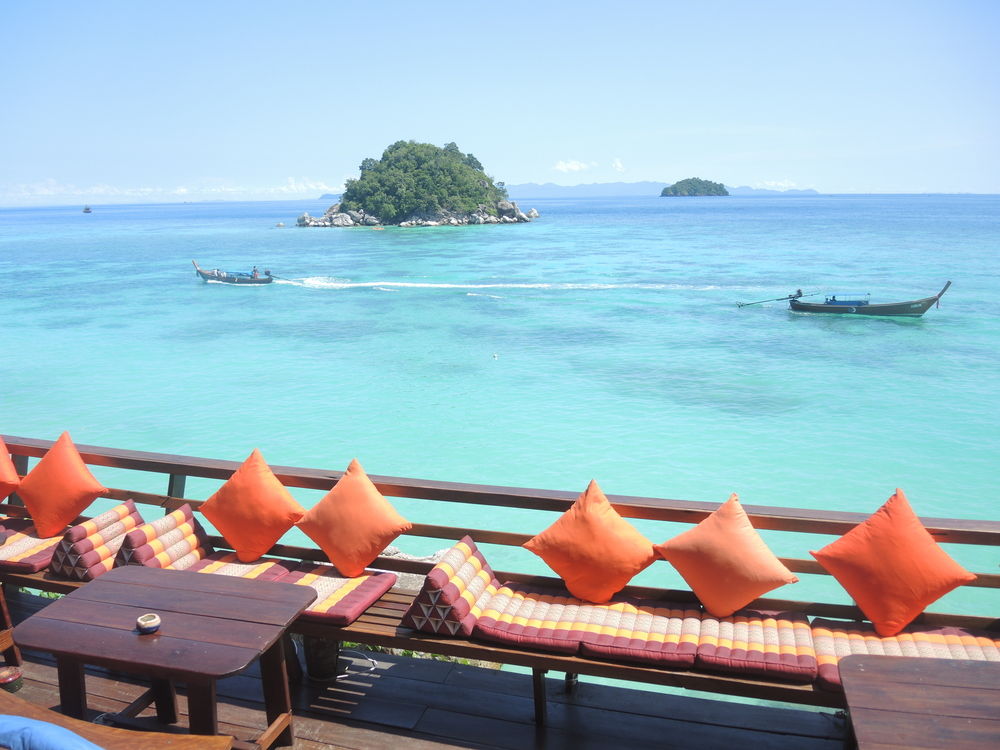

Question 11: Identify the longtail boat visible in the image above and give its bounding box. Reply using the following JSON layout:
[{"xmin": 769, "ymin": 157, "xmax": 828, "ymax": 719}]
[
  {"xmin": 192, "ymin": 260, "xmax": 273, "ymax": 285},
  {"xmin": 789, "ymin": 281, "xmax": 951, "ymax": 317}
]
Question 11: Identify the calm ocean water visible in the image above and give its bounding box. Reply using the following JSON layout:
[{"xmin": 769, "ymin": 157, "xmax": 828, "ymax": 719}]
[{"xmin": 2, "ymin": 194, "xmax": 998, "ymax": 612}]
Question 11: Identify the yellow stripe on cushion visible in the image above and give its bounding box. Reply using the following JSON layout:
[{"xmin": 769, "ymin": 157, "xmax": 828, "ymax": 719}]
[
  {"xmin": 313, "ymin": 575, "xmax": 367, "ymax": 611},
  {"xmin": 296, "ymin": 572, "xmax": 322, "ymax": 587},
  {"xmin": 196, "ymin": 552, "xmax": 236, "ymax": 574},
  {"xmin": 7, "ymin": 537, "xmax": 60, "ymax": 562},
  {"xmin": 242, "ymin": 561, "xmax": 279, "ymax": 579}
]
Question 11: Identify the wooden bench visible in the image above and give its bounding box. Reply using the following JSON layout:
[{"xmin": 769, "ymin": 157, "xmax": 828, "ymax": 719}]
[
  {"xmin": 0, "ymin": 688, "xmax": 232, "ymax": 749},
  {"xmin": 2, "ymin": 434, "xmax": 998, "ymax": 724}
]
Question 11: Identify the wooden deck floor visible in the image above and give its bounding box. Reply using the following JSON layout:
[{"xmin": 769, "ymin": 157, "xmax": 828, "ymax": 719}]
[{"xmin": 5, "ymin": 588, "xmax": 849, "ymax": 749}]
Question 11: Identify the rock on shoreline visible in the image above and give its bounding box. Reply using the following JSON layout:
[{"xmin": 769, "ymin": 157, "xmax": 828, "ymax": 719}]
[{"xmin": 297, "ymin": 199, "xmax": 540, "ymax": 228}]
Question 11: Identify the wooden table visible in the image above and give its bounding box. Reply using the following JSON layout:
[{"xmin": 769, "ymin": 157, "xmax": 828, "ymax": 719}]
[
  {"xmin": 13, "ymin": 565, "xmax": 316, "ymax": 748},
  {"xmin": 839, "ymin": 654, "xmax": 1000, "ymax": 749}
]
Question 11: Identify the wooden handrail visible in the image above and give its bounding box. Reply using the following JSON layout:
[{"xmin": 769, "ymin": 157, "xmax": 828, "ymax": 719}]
[{"xmin": 5, "ymin": 434, "xmax": 1000, "ymax": 544}]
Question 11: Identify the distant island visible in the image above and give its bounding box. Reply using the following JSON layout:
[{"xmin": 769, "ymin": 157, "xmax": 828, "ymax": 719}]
[
  {"xmin": 661, "ymin": 178, "xmax": 728, "ymax": 196},
  {"xmin": 299, "ymin": 141, "xmax": 537, "ymax": 228}
]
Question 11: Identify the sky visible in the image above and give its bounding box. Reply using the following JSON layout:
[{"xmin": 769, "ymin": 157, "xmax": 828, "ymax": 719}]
[{"xmin": 2, "ymin": 1, "xmax": 998, "ymax": 205}]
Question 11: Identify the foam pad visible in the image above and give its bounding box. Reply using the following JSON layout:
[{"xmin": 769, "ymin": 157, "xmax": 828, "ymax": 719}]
[
  {"xmin": 811, "ymin": 618, "xmax": 1000, "ymax": 691},
  {"xmin": 697, "ymin": 608, "xmax": 817, "ymax": 683},
  {"xmin": 281, "ymin": 561, "xmax": 397, "ymax": 625},
  {"xmin": 49, "ymin": 501, "xmax": 145, "ymax": 581}
]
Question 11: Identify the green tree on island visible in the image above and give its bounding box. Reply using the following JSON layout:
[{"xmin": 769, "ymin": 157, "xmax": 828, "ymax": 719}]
[
  {"xmin": 340, "ymin": 141, "xmax": 509, "ymax": 224},
  {"xmin": 660, "ymin": 177, "xmax": 729, "ymax": 196}
]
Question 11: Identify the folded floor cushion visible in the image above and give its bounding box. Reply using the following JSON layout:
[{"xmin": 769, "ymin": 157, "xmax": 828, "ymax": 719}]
[
  {"xmin": 280, "ymin": 561, "xmax": 397, "ymax": 625},
  {"xmin": 49, "ymin": 500, "xmax": 145, "ymax": 581},
  {"xmin": 0, "ymin": 518, "xmax": 63, "ymax": 573},
  {"xmin": 115, "ymin": 503, "xmax": 214, "ymax": 570},
  {"xmin": 696, "ymin": 608, "xmax": 817, "ymax": 683},
  {"xmin": 401, "ymin": 535, "xmax": 501, "ymax": 636},
  {"xmin": 811, "ymin": 617, "xmax": 1000, "ymax": 691}
]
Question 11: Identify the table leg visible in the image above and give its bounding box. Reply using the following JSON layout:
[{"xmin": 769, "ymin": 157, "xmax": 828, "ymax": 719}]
[
  {"xmin": 260, "ymin": 638, "xmax": 294, "ymax": 747},
  {"xmin": 55, "ymin": 656, "xmax": 87, "ymax": 719},
  {"xmin": 186, "ymin": 680, "xmax": 218, "ymax": 736},
  {"xmin": 152, "ymin": 679, "xmax": 178, "ymax": 724}
]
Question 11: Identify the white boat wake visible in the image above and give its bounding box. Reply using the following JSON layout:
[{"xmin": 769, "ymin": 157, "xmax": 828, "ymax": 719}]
[{"xmin": 275, "ymin": 277, "xmax": 725, "ymax": 291}]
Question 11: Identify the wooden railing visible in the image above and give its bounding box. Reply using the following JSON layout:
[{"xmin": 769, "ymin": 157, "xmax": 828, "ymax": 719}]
[{"xmin": 3, "ymin": 434, "xmax": 999, "ymax": 629}]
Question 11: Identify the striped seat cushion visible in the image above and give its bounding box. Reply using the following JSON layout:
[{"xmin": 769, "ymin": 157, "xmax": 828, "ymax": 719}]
[
  {"xmin": 473, "ymin": 583, "xmax": 701, "ymax": 667},
  {"xmin": 49, "ymin": 501, "xmax": 145, "ymax": 581},
  {"xmin": 114, "ymin": 504, "xmax": 214, "ymax": 570},
  {"xmin": 576, "ymin": 598, "xmax": 702, "ymax": 667},
  {"xmin": 473, "ymin": 583, "xmax": 593, "ymax": 655},
  {"xmin": 186, "ymin": 551, "xmax": 294, "ymax": 581},
  {"xmin": 0, "ymin": 518, "xmax": 62, "ymax": 572},
  {"xmin": 401, "ymin": 536, "xmax": 500, "ymax": 636},
  {"xmin": 280, "ymin": 562, "xmax": 397, "ymax": 625},
  {"xmin": 811, "ymin": 618, "xmax": 1000, "ymax": 691},
  {"xmin": 697, "ymin": 609, "xmax": 817, "ymax": 683}
]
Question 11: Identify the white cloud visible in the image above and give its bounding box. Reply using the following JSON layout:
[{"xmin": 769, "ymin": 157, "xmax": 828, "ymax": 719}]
[
  {"xmin": 0, "ymin": 177, "xmax": 343, "ymax": 205},
  {"xmin": 611, "ymin": 158, "xmax": 625, "ymax": 173},
  {"xmin": 753, "ymin": 179, "xmax": 802, "ymax": 191},
  {"xmin": 553, "ymin": 159, "xmax": 594, "ymax": 173}
]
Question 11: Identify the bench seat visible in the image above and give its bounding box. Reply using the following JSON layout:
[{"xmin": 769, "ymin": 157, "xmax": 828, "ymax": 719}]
[
  {"xmin": 0, "ymin": 519, "xmax": 62, "ymax": 573},
  {"xmin": 811, "ymin": 617, "xmax": 1000, "ymax": 691}
]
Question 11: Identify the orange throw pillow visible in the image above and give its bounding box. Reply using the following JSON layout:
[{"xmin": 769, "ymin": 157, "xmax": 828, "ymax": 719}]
[
  {"xmin": 16, "ymin": 432, "xmax": 107, "ymax": 538},
  {"xmin": 523, "ymin": 479, "xmax": 656, "ymax": 603},
  {"xmin": 200, "ymin": 448, "xmax": 305, "ymax": 562},
  {"xmin": 654, "ymin": 493, "xmax": 797, "ymax": 616},
  {"xmin": 296, "ymin": 458, "xmax": 412, "ymax": 577},
  {"xmin": 0, "ymin": 437, "xmax": 20, "ymax": 500},
  {"xmin": 810, "ymin": 488, "xmax": 976, "ymax": 636}
]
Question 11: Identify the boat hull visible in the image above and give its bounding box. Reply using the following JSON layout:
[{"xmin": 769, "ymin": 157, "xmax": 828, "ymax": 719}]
[
  {"xmin": 195, "ymin": 268, "xmax": 272, "ymax": 285},
  {"xmin": 789, "ymin": 296, "xmax": 938, "ymax": 317},
  {"xmin": 192, "ymin": 261, "xmax": 272, "ymax": 285},
  {"xmin": 789, "ymin": 282, "xmax": 950, "ymax": 317}
]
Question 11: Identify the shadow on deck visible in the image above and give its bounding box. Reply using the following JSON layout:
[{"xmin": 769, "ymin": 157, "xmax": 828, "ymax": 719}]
[{"xmin": 4, "ymin": 588, "xmax": 848, "ymax": 749}]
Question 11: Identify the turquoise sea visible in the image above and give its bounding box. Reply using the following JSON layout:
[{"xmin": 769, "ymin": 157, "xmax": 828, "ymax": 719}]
[{"xmin": 2, "ymin": 195, "xmax": 998, "ymax": 614}]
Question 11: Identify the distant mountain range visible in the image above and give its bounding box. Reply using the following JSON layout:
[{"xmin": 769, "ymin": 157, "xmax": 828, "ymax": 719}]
[{"xmin": 504, "ymin": 181, "xmax": 819, "ymax": 198}]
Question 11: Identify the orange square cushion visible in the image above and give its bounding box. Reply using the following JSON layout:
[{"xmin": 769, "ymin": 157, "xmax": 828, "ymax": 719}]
[
  {"xmin": 200, "ymin": 448, "xmax": 305, "ymax": 562},
  {"xmin": 296, "ymin": 458, "xmax": 412, "ymax": 577},
  {"xmin": 523, "ymin": 480, "xmax": 656, "ymax": 603},
  {"xmin": 654, "ymin": 494, "xmax": 798, "ymax": 617},
  {"xmin": 0, "ymin": 437, "xmax": 19, "ymax": 500},
  {"xmin": 810, "ymin": 488, "xmax": 976, "ymax": 636},
  {"xmin": 16, "ymin": 432, "xmax": 107, "ymax": 538}
]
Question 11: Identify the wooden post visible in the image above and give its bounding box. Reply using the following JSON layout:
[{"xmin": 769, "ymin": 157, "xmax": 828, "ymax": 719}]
[
  {"xmin": 532, "ymin": 668, "xmax": 547, "ymax": 724},
  {"xmin": 0, "ymin": 583, "xmax": 22, "ymax": 666},
  {"xmin": 167, "ymin": 473, "xmax": 186, "ymax": 499},
  {"xmin": 56, "ymin": 657, "xmax": 87, "ymax": 719},
  {"xmin": 9, "ymin": 456, "xmax": 28, "ymax": 507},
  {"xmin": 564, "ymin": 672, "xmax": 578, "ymax": 693}
]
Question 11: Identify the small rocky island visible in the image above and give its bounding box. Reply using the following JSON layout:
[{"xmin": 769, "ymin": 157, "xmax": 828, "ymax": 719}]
[
  {"xmin": 660, "ymin": 177, "xmax": 729, "ymax": 196},
  {"xmin": 298, "ymin": 141, "xmax": 538, "ymax": 228}
]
